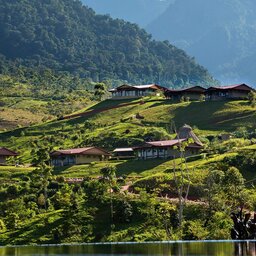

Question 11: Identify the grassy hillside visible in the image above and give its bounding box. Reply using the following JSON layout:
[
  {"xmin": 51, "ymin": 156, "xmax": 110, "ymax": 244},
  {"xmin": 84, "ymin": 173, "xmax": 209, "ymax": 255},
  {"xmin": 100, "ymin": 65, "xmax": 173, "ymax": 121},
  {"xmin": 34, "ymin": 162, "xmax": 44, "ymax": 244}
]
[
  {"xmin": 0, "ymin": 72, "xmax": 96, "ymax": 131},
  {"xmin": 0, "ymin": 97, "xmax": 255, "ymax": 245},
  {"xmin": 0, "ymin": 98, "xmax": 255, "ymax": 163}
]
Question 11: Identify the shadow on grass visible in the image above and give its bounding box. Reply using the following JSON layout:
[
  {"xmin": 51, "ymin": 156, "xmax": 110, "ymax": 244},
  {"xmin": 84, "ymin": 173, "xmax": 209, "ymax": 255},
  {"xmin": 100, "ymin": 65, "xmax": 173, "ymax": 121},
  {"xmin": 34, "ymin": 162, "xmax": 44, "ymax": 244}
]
[
  {"xmin": 87, "ymin": 99, "xmax": 138, "ymax": 111},
  {"xmin": 171, "ymin": 100, "xmax": 228, "ymax": 130},
  {"xmin": 115, "ymin": 159, "xmax": 170, "ymax": 175},
  {"xmin": 53, "ymin": 165, "xmax": 76, "ymax": 175}
]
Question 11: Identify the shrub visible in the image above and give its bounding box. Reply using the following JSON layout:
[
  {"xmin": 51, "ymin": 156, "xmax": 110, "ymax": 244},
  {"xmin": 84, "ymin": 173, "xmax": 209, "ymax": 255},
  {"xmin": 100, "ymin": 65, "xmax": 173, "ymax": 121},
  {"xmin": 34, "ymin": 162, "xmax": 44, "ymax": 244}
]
[
  {"xmin": 0, "ymin": 219, "xmax": 6, "ymax": 233},
  {"xmin": 182, "ymin": 220, "xmax": 209, "ymax": 240}
]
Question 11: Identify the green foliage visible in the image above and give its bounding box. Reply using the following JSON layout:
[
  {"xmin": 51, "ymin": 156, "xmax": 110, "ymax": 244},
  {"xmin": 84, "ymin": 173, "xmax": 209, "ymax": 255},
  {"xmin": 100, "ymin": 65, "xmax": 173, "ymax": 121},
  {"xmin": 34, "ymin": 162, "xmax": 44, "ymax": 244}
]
[
  {"xmin": 182, "ymin": 220, "xmax": 209, "ymax": 240},
  {"xmin": 100, "ymin": 166, "xmax": 117, "ymax": 181},
  {"xmin": 0, "ymin": 219, "xmax": 6, "ymax": 233},
  {"xmin": 207, "ymin": 212, "xmax": 233, "ymax": 239},
  {"xmin": 94, "ymin": 83, "xmax": 108, "ymax": 100},
  {"xmin": 211, "ymin": 138, "xmax": 251, "ymax": 154},
  {"xmin": 37, "ymin": 194, "xmax": 46, "ymax": 208},
  {"xmin": 113, "ymin": 198, "xmax": 133, "ymax": 223},
  {"xmin": 248, "ymin": 91, "xmax": 256, "ymax": 108},
  {"xmin": 224, "ymin": 151, "xmax": 256, "ymax": 172}
]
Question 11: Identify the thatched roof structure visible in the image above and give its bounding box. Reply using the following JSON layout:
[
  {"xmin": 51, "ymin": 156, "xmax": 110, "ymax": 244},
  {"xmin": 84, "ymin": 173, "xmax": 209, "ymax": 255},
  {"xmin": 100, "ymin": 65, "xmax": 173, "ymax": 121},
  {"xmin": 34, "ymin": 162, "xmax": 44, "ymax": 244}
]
[{"xmin": 176, "ymin": 124, "xmax": 203, "ymax": 146}]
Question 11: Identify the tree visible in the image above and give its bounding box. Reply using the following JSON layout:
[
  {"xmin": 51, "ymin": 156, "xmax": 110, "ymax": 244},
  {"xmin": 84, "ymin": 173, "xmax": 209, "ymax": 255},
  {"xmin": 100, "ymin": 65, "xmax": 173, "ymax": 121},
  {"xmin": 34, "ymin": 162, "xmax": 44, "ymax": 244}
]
[
  {"xmin": 100, "ymin": 166, "xmax": 117, "ymax": 224},
  {"xmin": 248, "ymin": 91, "xmax": 256, "ymax": 107},
  {"xmin": 94, "ymin": 82, "xmax": 107, "ymax": 100},
  {"xmin": 31, "ymin": 145, "xmax": 53, "ymax": 211},
  {"xmin": 114, "ymin": 198, "xmax": 133, "ymax": 223},
  {"xmin": 172, "ymin": 137, "xmax": 191, "ymax": 234},
  {"xmin": 204, "ymin": 169, "xmax": 226, "ymax": 216},
  {"xmin": 222, "ymin": 167, "xmax": 245, "ymax": 208},
  {"xmin": 32, "ymin": 146, "xmax": 51, "ymax": 166}
]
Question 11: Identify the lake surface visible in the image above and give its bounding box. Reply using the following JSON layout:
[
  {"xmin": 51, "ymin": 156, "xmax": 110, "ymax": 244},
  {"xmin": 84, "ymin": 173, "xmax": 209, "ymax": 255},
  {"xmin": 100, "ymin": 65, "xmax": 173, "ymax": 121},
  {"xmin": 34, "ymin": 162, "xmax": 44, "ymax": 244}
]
[{"xmin": 1, "ymin": 241, "xmax": 256, "ymax": 256}]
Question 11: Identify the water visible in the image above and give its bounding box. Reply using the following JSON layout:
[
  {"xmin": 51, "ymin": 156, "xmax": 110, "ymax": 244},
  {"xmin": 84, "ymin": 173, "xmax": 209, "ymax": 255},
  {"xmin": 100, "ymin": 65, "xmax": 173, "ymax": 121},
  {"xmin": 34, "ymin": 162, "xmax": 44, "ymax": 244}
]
[{"xmin": 0, "ymin": 241, "xmax": 256, "ymax": 256}]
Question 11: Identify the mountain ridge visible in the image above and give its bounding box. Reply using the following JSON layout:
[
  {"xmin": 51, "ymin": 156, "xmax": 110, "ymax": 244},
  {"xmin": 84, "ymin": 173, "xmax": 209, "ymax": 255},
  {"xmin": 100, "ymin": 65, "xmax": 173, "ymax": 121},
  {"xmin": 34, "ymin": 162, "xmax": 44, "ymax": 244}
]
[{"xmin": 82, "ymin": 0, "xmax": 173, "ymax": 27}]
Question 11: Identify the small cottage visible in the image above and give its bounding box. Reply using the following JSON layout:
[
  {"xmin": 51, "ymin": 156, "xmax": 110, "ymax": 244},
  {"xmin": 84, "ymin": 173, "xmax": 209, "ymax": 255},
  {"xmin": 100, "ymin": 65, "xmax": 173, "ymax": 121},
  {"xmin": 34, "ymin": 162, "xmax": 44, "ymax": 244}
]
[
  {"xmin": 109, "ymin": 84, "xmax": 167, "ymax": 99},
  {"xmin": 50, "ymin": 147, "xmax": 111, "ymax": 166},
  {"xmin": 164, "ymin": 86, "xmax": 206, "ymax": 101},
  {"xmin": 206, "ymin": 84, "xmax": 254, "ymax": 100},
  {"xmin": 0, "ymin": 147, "xmax": 19, "ymax": 165}
]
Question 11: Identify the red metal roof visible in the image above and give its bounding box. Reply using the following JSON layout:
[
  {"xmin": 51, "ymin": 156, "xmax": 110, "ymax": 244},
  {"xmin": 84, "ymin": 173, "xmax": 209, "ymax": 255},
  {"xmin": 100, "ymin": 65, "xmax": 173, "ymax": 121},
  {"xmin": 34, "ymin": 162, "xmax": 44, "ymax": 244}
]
[
  {"xmin": 0, "ymin": 147, "xmax": 19, "ymax": 156},
  {"xmin": 51, "ymin": 147, "xmax": 111, "ymax": 156},
  {"xmin": 207, "ymin": 84, "xmax": 254, "ymax": 91}
]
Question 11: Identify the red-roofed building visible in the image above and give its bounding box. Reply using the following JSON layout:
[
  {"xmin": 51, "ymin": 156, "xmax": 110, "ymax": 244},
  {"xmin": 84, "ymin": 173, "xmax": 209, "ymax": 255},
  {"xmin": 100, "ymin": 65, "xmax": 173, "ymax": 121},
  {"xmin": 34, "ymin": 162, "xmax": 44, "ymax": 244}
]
[
  {"xmin": 50, "ymin": 147, "xmax": 111, "ymax": 166},
  {"xmin": 206, "ymin": 84, "xmax": 254, "ymax": 100},
  {"xmin": 134, "ymin": 125, "xmax": 204, "ymax": 160},
  {"xmin": 164, "ymin": 86, "xmax": 206, "ymax": 100},
  {"xmin": 0, "ymin": 147, "xmax": 19, "ymax": 165},
  {"xmin": 134, "ymin": 138, "xmax": 203, "ymax": 160},
  {"xmin": 109, "ymin": 84, "xmax": 167, "ymax": 99}
]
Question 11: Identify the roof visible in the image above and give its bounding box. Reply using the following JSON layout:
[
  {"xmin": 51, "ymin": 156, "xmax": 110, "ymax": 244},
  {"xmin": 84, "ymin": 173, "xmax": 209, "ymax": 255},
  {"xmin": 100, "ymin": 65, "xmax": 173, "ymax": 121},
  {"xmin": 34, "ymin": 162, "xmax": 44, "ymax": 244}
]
[
  {"xmin": 113, "ymin": 148, "xmax": 134, "ymax": 152},
  {"xmin": 146, "ymin": 139, "xmax": 187, "ymax": 147},
  {"xmin": 133, "ymin": 84, "xmax": 159, "ymax": 89},
  {"xmin": 51, "ymin": 147, "xmax": 111, "ymax": 156},
  {"xmin": 207, "ymin": 84, "xmax": 254, "ymax": 91},
  {"xmin": 109, "ymin": 84, "xmax": 167, "ymax": 92},
  {"xmin": 166, "ymin": 86, "xmax": 206, "ymax": 93},
  {"xmin": 0, "ymin": 147, "xmax": 19, "ymax": 156}
]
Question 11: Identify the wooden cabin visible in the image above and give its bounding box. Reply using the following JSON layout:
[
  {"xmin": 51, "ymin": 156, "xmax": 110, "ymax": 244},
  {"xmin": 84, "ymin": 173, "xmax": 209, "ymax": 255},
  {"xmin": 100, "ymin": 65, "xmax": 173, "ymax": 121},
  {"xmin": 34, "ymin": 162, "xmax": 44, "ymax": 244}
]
[
  {"xmin": 113, "ymin": 148, "xmax": 135, "ymax": 159},
  {"xmin": 164, "ymin": 86, "xmax": 206, "ymax": 101},
  {"xmin": 109, "ymin": 84, "xmax": 167, "ymax": 99},
  {"xmin": 50, "ymin": 147, "xmax": 111, "ymax": 166},
  {"xmin": 206, "ymin": 84, "xmax": 254, "ymax": 100},
  {"xmin": 135, "ymin": 139, "xmax": 186, "ymax": 160},
  {"xmin": 0, "ymin": 147, "xmax": 19, "ymax": 165}
]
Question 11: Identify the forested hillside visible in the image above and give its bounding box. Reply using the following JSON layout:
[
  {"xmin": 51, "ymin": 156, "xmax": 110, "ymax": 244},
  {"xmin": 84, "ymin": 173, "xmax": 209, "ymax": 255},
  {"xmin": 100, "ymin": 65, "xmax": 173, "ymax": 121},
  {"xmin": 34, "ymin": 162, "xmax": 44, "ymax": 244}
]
[
  {"xmin": 0, "ymin": 68, "xmax": 96, "ymax": 130},
  {"xmin": 0, "ymin": 0, "xmax": 215, "ymax": 87},
  {"xmin": 146, "ymin": 0, "xmax": 256, "ymax": 85}
]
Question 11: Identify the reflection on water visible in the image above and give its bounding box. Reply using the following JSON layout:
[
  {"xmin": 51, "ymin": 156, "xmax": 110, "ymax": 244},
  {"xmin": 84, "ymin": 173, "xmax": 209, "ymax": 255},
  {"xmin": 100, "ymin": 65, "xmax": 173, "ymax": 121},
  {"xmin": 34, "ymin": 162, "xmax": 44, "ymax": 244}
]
[
  {"xmin": 1, "ymin": 241, "xmax": 256, "ymax": 256},
  {"xmin": 235, "ymin": 242, "xmax": 256, "ymax": 256}
]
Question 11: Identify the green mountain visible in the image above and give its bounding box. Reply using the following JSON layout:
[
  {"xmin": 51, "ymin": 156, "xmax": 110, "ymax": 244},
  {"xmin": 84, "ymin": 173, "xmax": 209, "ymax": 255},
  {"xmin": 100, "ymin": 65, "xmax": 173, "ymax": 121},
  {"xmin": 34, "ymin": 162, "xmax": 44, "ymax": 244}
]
[{"xmin": 0, "ymin": 0, "xmax": 215, "ymax": 87}]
